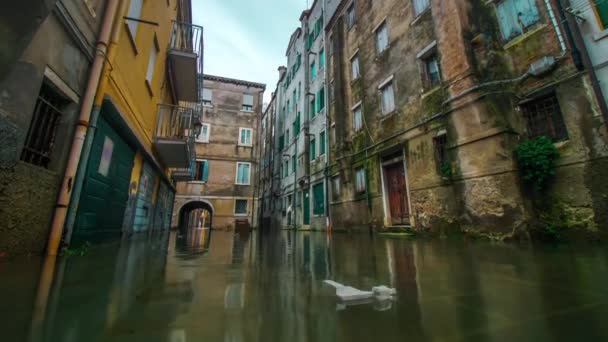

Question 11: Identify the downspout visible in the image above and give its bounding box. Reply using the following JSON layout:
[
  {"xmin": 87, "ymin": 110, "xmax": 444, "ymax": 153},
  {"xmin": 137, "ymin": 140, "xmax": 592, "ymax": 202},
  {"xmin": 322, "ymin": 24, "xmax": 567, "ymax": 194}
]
[
  {"xmin": 46, "ymin": 0, "xmax": 122, "ymax": 256},
  {"xmin": 562, "ymin": 0, "xmax": 608, "ymax": 123},
  {"xmin": 322, "ymin": 0, "xmax": 331, "ymax": 233}
]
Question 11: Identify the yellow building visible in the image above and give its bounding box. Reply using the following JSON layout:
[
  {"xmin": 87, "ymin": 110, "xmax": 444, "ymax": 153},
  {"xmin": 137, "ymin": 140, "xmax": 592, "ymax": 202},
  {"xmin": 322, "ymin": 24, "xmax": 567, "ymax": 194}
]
[{"xmin": 60, "ymin": 0, "xmax": 203, "ymax": 245}]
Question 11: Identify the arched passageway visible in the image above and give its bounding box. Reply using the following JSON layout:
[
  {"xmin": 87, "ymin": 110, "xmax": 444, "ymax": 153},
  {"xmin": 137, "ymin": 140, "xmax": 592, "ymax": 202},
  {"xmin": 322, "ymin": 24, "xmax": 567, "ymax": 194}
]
[{"xmin": 178, "ymin": 200, "xmax": 214, "ymax": 235}]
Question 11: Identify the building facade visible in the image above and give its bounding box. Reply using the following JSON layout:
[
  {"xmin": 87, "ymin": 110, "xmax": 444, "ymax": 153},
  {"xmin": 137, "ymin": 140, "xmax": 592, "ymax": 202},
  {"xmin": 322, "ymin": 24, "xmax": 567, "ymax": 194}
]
[
  {"xmin": 0, "ymin": 0, "xmax": 109, "ymax": 254},
  {"xmin": 322, "ymin": 0, "xmax": 608, "ymax": 238},
  {"xmin": 255, "ymin": 91, "xmax": 277, "ymax": 229},
  {"xmin": 173, "ymin": 75, "xmax": 265, "ymax": 231}
]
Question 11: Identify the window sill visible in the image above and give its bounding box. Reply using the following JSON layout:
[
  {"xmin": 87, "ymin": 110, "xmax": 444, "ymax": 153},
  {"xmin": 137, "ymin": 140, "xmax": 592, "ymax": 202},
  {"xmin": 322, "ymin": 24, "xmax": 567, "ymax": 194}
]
[
  {"xmin": 240, "ymin": 110, "xmax": 255, "ymax": 114},
  {"xmin": 189, "ymin": 181, "xmax": 207, "ymax": 184},
  {"xmin": 421, "ymin": 85, "xmax": 443, "ymax": 99},
  {"xmin": 195, "ymin": 140, "xmax": 209, "ymax": 144},
  {"xmin": 238, "ymin": 144, "xmax": 253, "ymax": 148},
  {"xmin": 593, "ymin": 29, "xmax": 608, "ymax": 42},
  {"xmin": 235, "ymin": 183, "xmax": 251, "ymax": 186},
  {"xmin": 145, "ymin": 79, "xmax": 154, "ymax": 97},
  {"xmin": 379, "ymin": 110, "xmax": 397, "ymax": 121},
  {"xmin": 411, "ymin": 8, "xmax": 431, "ymax": 26},
  {"xmin": 124, "ymin": 23, "xmax": 138, "ymax": 55},
  {"xmin": 234, "ymin": 213, "xmax": 249, "ymax": 217},
  {"xmin": 203, "ymin": 104, "xmax": 213, "ymax": 108},
  {"xmin": 503, "ymin": 24, "xmax": 546, "ymax": 50}
]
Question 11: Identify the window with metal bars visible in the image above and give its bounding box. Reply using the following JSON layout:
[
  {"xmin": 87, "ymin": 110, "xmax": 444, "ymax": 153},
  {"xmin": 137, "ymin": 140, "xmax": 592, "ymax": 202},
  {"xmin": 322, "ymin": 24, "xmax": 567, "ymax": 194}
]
[
  {"xmin": 21, "ymin": 82, "xmax": 69, "ymax": 168},
  {"xmin": 521, "ymin": 93, "xmax": 568, "ymax": 142},
  {"xmin": 433, "ymin": 133, "xmax": 448, "ymax": 174}
]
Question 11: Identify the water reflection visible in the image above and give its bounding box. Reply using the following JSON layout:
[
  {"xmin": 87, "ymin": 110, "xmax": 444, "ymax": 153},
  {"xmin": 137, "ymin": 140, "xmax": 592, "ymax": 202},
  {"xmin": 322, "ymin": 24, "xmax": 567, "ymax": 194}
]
[{"xmin": 2, "ymin": 231, "xmax": 608, "ymax": 341}]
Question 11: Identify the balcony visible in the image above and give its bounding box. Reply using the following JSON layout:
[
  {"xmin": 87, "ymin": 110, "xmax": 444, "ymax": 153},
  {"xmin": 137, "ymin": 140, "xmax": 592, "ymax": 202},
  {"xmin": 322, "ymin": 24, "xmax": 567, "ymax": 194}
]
[
  {"xmin": 166, "ymin": 21, "xmax": 204, "ymax": 103},
  {"xmin": 153, "ymin": 104, "xmax": 197, "ymax": 168}
]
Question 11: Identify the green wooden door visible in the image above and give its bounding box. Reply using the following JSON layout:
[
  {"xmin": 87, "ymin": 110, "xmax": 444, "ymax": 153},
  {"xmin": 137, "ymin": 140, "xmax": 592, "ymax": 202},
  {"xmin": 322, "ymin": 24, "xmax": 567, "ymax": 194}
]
[
  {"xmin": 303, "ymin": 190, "xmax": 310, "ymax": 225},
  {"xmin": 74, "ymin": 115, "xmax": 135, "ymax": 242}
]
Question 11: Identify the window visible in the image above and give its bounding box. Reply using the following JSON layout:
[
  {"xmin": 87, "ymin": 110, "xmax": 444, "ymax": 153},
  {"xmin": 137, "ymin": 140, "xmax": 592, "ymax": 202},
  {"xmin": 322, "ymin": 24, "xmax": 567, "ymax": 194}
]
[
  {"xmin": 433, "ymin": 133, "xmax": 448, "ymax": 175},
  {"xmin": 292, "ymin": 155, "xmax": 296, "ymax": 173},
  {"xmin": 236, "ymin": 162, "xmax": 251, "ymax": 185},
  {"xmin": 495, "ymin": 0, "xmax": 540, "ymax": 41},
  {"xmin": 239, "ymin": 128, "xmax": 253, "ymax": 146},
  {"xmin": 310, "ymin": 137, "xmax": 316, "ymax": 160},
  {"xmin": 293, "ymin": 89, "xmax": 297, "ymax": 105},
  {"xmin": 521, "ymin": 93, "xmax": 568, "ymax": 142},
  {"xmin": 284, "ymin": 160, "xmax": 289, "ymax": 178},
  {"xmin": 196, "ymin": 123, "xmax": 210, "ymax": 143},
  {"xmin": 313, "ymin": 182, "xmax": 325, "ymax": 216},
  {"xmin": 310, "ymin": 97, "xmax": 316, "ymax": 119},
  {"xmin": 145, "ymin": 38, "xmax": 159, "ymax": 90},
  {"xmin": 294, "ymin": 112, "xmax": 301, "ymax": 135},
  {"xmin": 320, "ymin": 130, "xmax": 326, "ymax": 156},
  {"xmin": 202, "ymin": 88, "xmax": 213, "ymax": 107},
  {"xmin": 287, "ymin": 100, "xmax": 291, "ymax": 114},
  {"xmin": 126, "ymin": 0, "xmax": 143, "ymax": 40},
  {"xmin": 286, "ymin": 129, "xmax": 290, "ymax": 143},
  {"xmin": 346, "ymin": 2, "xmax": 356, "ymax": 29},
  {"xmin": 355, "ymin": 168, "xmax": 366, "ymax": 193},
  {"xmin": 311, "ymin": 61, "xmax": 317, "ymax": 81},
  {"xmin": 242, "ymin": 94, "xmax": 254, "ymax": 111},
  {"xmin": 353, "ymin": 104, "xmax": 363, "ymax": 132},
  {"xmin": 351, "ymin": 54, "xmax": 360, "ymax": 80},
  {"xmin": 194, "ymin": 160, "xmax": 209, "ymax": 182},
  {"xmin": 375, "ymin": 22, "xmax": 388, "ymax": 54},
  {"xmin": 594, "ymin": 1, "xmax": 608, "ymax": 29},
  {"xmin": 413, "ymin": 0, "xmax": 430, "ymax": 16},
  {"xmin": 332, "ymin": 176, "xmax": 341, "ymax": 200},
  {"xmin": 422, "ymin": 52, "xmax": 442, "ymax": 89},
  {"xmin": 319, "ymin": 49, "xmax": 325, "ymax": 69},
  {"xmin": 317, "ymin": 87, "xmax": 325, "ymax": 112},
  {"xmin": 235, "ymin": 199, "xmax": 248, "ymax": 215},
  {"xmin": 380, "ymin": 81, "xmax": 395, "ymax": 114},
  {"xmin": 21, "ymin": 81, "xmax": 69, "ymax": 168}
]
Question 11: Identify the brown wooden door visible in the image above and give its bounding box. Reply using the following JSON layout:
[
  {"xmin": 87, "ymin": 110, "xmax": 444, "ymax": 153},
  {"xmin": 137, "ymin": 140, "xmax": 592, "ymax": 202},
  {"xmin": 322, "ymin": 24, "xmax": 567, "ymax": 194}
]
[{"xmin": 385, "ymin": 162, "xmax": 409, "ymax": 225}]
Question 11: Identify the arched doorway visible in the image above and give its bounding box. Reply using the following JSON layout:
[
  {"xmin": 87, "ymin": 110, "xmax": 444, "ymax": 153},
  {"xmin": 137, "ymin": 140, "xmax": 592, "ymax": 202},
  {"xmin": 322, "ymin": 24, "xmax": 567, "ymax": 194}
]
[{"xmin": 177, "ymin": 200, "xmax": 215, "ymax": 235}]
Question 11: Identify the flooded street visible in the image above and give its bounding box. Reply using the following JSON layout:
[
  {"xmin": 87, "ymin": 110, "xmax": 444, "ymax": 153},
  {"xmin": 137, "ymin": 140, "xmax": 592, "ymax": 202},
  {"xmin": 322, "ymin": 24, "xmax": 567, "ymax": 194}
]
[{"xmin": 2, "ymin": 230, "xmax": 608, "ymax": 341}]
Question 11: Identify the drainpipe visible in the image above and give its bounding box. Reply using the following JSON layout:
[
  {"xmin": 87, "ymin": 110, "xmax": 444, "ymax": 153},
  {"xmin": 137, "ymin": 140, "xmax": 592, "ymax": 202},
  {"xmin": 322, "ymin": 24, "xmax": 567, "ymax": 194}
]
[
  {"xmin": 322, "ymin": 0, "xmax": 331, "ymax": 233},
  {"xmin": 46, "ymin": 0, "xmax": 122, "ymax": 256},
  {"xmin": 562, "ymin": 0, "xmax": 608, "ymax": 123}
]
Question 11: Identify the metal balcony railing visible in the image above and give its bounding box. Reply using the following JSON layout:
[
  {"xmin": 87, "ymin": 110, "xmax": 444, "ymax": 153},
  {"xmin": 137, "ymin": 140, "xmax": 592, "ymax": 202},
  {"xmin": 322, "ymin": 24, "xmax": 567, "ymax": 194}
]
[
  {"xmin": 167, "ymin": 20, "xmax": 204, "ymax": 102},
  {"xmin": 153, "ymin": 104, "xmax": 197, "ymax": 168}
]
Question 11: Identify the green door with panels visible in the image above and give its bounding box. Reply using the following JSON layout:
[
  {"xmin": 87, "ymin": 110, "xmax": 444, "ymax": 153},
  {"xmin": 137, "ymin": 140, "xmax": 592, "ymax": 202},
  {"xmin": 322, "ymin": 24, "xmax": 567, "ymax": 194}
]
[
  {"xmin": 133, "ymin": 162, "xmax": 156, "ymax": 232},
  {"xmin": 303, "ymin": 190, "xmax": 310, "ymax": 225},
  {"xmin": 74, "ymin": 115, "xmax": 135, "ymax": 241}
]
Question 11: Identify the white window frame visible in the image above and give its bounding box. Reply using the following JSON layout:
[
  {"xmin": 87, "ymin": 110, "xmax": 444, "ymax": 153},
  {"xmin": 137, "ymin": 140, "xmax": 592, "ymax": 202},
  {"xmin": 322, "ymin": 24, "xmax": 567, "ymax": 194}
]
[
  {"xmin": 374, "ymin": 20, "xmax": 389, "ymax": 54},
  {"xmin": 145, "ymin": 37, "xmax": 159, "ymax": 85},
  {"xmin": 196, "ymin": 123, "xmax": 210, "ymax": 143},
  {"xmin": 353, "ymin": 101, "xmax": 363, "ymax": 132},
  {"xmin": 202, "ymin": 88, "xmax": 213, "ymax": 107},
  {"xmin": 350, "ymin": 51, "xmax": 360, "ymax": 80},
  {"xmin": 126, "ymin": 0, "xmax": 144, "ymax": 41},
  {"xmin": 238, "ymin": 127, "xmax": 253, "ymax": 147},
  {"xmin": 379, "ymin": 76, "xmax": 395, "ymax": 115},
  {"xmin": 234, "ymin": 199, "xmax": 249, "ymax": 216},
  {"xmin": 235, "ymin": 162, "xmax": 251, "ymax": 185}
]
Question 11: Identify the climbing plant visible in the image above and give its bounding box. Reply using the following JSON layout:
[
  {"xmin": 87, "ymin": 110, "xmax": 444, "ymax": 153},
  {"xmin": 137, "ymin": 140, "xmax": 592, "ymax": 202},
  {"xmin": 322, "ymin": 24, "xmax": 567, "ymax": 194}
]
[{"xmin": 515, "ymin": 136, "xmax": 560, "ymax": 191}]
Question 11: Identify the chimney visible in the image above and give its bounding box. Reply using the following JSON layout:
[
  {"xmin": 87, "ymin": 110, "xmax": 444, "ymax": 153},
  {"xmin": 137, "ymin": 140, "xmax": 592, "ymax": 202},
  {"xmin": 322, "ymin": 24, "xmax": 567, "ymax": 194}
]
[{"xmin": 278, "ymin": 66, "xmax": 287, "ymax": 80}]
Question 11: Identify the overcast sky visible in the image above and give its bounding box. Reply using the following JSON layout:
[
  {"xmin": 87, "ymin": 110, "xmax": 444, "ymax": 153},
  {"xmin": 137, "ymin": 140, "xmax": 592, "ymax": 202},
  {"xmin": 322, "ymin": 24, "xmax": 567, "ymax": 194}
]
[{"xmin": 192, "ymin": 0, "xmax": 309, "ymax": 104}]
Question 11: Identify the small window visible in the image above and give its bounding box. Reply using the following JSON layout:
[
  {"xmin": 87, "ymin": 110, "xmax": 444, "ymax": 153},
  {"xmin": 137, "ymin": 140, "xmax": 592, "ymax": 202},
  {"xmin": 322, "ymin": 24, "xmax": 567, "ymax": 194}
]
[
  {"xmin": 202, "ymin": 88, "xmax": 213, "ymax": 107},
  {"xmin": 521, "ymin": 93, "xmax": 568, "ymax": 142},
  {"xmin": 310, "ymin": 97, "xmax": 316, "ymax": 119},
  {"xmin": 196, "ymin": 123, "xmax": 210, "ymax": 143},
  {"xmin": 380, "ymin": 81, "xmax": 395, "ymax": 114},
  {"xmin": 235, "ymin": 199, "xmax": 248, "ymax": 215},
  {"xmin": 375, "ymin": 22, "xmax": 388, "ymax": 54},
  {"xmin": 292, "ymin": 155, "xmax": 296, "ymax": 173},
  {"xmin": 21, "ymin": 81, "xmax": 69, "ymax": 168},
  {"xmin": 195, "ymin": 160, "xmax": 209, "ymax": 182},
  {"xmin": 353, "ymin": 104, "xmax": 363, "ymax": 132},
  {"xmin": 346, "ymin": 2, "xmax": 356, "ymax": 29},
  {"xmin": 351, "ymin": 54, "xmax": 360, "ymax": 80},
  {"xmin": 495, "ymin": 0, "xmax": 540, "ymax": 41},
  {"xmin": 433, "ymin": 133, "xmax": 448, "ymax": 176},
  {"xmin": 242, "ymin": 94, "xmax": 254, "ymax": 111},
  {"xmin": 310, "ymin": 137, "xmax": 316, "ymax": 160},
  {"xmin": 311, "ymin": 61, "xmax": 317, "ymax": 81},
  {"xmin": 286, "ymin": 129, "xmax": 290, "ymax": 143},
  {"xmin": 355, "ymin": 168, "xmax": 366, "ymax": 193},
  {"xmin": 319, "ymin": 49, "xmax": 325, "ymax": 69},
  {"xmin": 412, "ymin": 0, "xmax": 430, "ymax": 17},
  {"xmin": 422, "ymin": 52, "xmax": 442, "ymax": 89},
  {"xmin": 320, "ymin": 130, "xmax": 326, "ymax": 156},
  {"xmin": 293, "ymin": 89, "xmax": 297, "ymax": 105},
  {"xmin": 317, "ymin": 87, "xmax": 325, "ymax": 112},
  {"xmin": 146, "ymin": 39, "xmax": 159, "ymax": 87},
  {"xmin": 287, "ymin": 100, "xmax": 291, "ymax": 114},
  {"xmin": 313, "ymin": 182, "xmax": 325, "ymax": 216},
  {"xmin": 594, "ymin": 1, "xmax": 608, "ymax": 29},
  {"xmin": 126, "ymin": 0, "xmax": 144, "ymax": 40},
  {"xmin": 332, "ymin": 176, "xmax": 341, "ymax": 200},
  {"xmin": 236, "ymin": 162, "xmax": 251, "ymax": 185},
  {"xmin": 284, "ymin": 160, "xmax": 289, "ymax": 178},
  {"xmin": 239, "ymin": 128, "xmax": 253, "ymax": 146}
]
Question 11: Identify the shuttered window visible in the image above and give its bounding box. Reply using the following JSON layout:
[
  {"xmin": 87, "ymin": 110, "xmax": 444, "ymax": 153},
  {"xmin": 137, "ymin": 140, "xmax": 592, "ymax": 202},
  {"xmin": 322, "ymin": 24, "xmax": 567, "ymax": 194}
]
[
  {"xmin": 319, "ymin": 49, "xmax": 325, "ymax": 69},
  {"xmin": 242, "ymin": 94, "xmax": 254, "ymax": 111},
  {"xmin": 195, "ymin": 160, "xmax": 209, "ymax": 182},
  {"xmin": 495, "ymin": 0, "xmax": 540, "ymax": 41},
  {"xmin": 320, "ymin": 130, "xmax": 326, "ymax": 156},
  {"xmin": 317, "ymin": 87, "xmax": 325, "ymax": 112},
  {"xmin": 202, "ymin": 88, "xmax": 213, "ymax": 106},
  {"xmin": 313, "ymin": 182, "xmax": 324, "ymax": 215},
  {"xmin": 310, "ymin": 138, "xmax": 316, "ymax": 160},
  {"xmin": 236, "ymin": 162, "xmax": 251, "ymax": 185}
]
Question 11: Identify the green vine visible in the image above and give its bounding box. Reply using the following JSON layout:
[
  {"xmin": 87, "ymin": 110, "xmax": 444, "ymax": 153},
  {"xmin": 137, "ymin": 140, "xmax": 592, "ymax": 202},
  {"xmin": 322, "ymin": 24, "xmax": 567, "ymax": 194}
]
[
  {"xmin": 440, "ymin": 161, "xmax": 452, "ymax": 180},
  {"xmin": 515, "ymin": 136, "xmax": 560, "ymax": 191}
]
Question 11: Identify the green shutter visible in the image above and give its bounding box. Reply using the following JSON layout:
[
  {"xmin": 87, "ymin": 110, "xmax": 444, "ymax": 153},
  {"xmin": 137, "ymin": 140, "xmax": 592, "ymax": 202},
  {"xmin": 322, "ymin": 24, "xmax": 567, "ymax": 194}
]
[
  {"xmin": 292, "ymin": 155, "xmax": 296, "ymax": 173},
  {"xmin": 202, "ymin": 161, "xmax": 209, "ymax": 182},
  {"xmin": 320, "ymin": 49, "xmax": 325, "ymax": 68},
  {"xmin": 320, "ymin": 131, "xmax": 326, "ymax": 155},
  {"xmin": 598, "ymin": 1, "xmax": 608, "ymax": 28},
  {"xmin": 310, "ymin": 98, "xmax": 316, "ymax": 119},
  {"xmin": 310, "ymin": 139, "xmax": 316, "ymax": 160},
  {"xmin": 313, "ymin": 183, "xmax": 324, "ymax": 215}
]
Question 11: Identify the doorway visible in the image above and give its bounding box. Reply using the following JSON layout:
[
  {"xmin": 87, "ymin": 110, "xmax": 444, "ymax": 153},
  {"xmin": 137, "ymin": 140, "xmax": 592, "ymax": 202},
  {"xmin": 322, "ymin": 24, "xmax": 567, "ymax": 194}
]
[{"xmin": 382, "ymin": 154, "xmax": 410, "ymax": 226}]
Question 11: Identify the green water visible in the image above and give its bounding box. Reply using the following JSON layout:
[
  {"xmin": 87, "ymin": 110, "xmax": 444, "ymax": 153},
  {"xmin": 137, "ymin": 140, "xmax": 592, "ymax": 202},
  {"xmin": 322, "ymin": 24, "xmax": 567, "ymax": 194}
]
[{"xmin": 2, "ymin": 230, "xmax": 608, "ymax": 341}]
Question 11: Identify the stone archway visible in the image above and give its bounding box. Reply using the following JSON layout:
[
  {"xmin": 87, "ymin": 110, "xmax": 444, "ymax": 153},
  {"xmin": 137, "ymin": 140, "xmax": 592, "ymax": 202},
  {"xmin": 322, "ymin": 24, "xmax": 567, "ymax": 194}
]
[{"xmin": 177, "ymin": 199, "xmax": 215, "ymax": 234}]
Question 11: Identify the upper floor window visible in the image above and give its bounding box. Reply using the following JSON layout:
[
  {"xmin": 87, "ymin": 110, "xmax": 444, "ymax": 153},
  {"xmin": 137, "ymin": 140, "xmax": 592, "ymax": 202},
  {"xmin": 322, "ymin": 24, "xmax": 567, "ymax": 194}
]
[
  {"xmin": 351, "ymin": 54, "xmax": 360, "ymax": 80},
  {"xmin": 317, "ymin": 87, "xmax": 325, "ymax": 113},
  {"xmin": 310, "ymin": 137, "xmax": 316, "ymax": 160},
  {"xmin": 496, "ymin": 0, "xmax": 540, "ymax": 41},
  {"xmin": 379, "ymin": 78, "xmax": 395, "ymax": 115},
  {"xmin": 242, "ymin": 94, "xmax": 254, "ymax": 112},
  {"xmin": 355, "ymin": 167, "xmax": 366, "ymax": 193},
  {"xmin": 353, "ymin": 103, "xmax": 363, "ymax": 132},
  {"xmin": 194, "ymin": 160, "xmax": 209, "ymax": 182},
  {"xmin": 346, "ymin": 2, "xmax": 356, "ymax": 29},
  {"xmin": 593, "ymin": 1, "xmax": 608, "ymax": 29},
  {"xmin": 126, "ymin": 0, "xmax": 144, "ymax": 40},
  {"xmin": 202, "ymin": 88, "xmax": 212, "ymax": 107},
  {"xmin": 412, "ymin": 0, "xmax": 430, "ymax": 17},
  {"xmin": 375, "ymin": 22, "xmax": 389, "ymax": 54},
  {"xmin": 196, "ymin": 123, "xmax": 210, "ymax": 143},
  {"xmin": 145, "ymin": 38, "xmax": 159, "ymax": 87},
  {"xmin": 236, "ymin": 162, "xmax": 251, "ymax": 185},
  {"xmin": 319, "ymin": 49, "xmax": 325, "ymax": 69},
  {"xmin": 239, "ymin": 128, "xmax": 253, "ymax": 146},
  {"xmin": 521, "ymin": 92, "xmax": 568, "ymax": 142},
  {"xmin": 423, "ymin": 52, "xmax": 441, "ymax": 89},
  {"xmin": 311, "ymin": 61, "xmax": 317, "ymax": 81}
]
